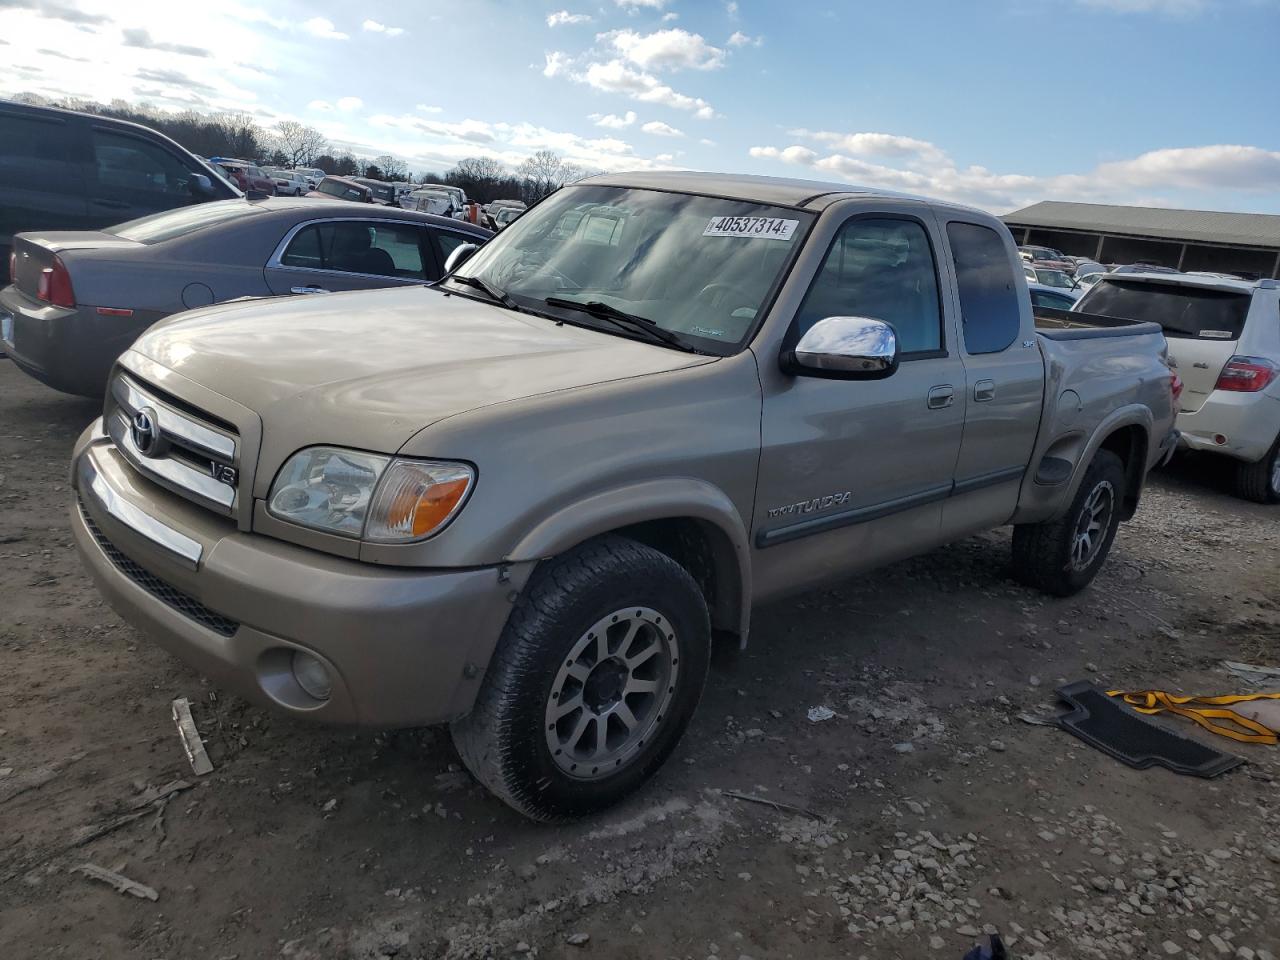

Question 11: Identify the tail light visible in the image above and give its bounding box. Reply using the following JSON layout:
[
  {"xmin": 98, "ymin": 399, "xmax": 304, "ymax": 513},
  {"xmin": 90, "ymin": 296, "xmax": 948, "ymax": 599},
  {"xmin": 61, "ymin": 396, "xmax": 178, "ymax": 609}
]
[
  {"xmin": 1170, "ymin": 371, "xmax": 1184, "ymax": 406},
  {"xmin": 36, "ymin": 256, "xmax": 75, "ymax": 308},
  {"xmin": 1215, "ymin": 356, "xmax": 1278, "ymax": 393}
]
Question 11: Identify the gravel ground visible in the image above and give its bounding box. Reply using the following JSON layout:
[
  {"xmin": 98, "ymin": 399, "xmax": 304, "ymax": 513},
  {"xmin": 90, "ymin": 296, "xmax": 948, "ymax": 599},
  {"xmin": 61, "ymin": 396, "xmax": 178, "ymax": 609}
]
[{"xmin": 0, "ymin": 358, "xmax": 1277, "ymax": 960}]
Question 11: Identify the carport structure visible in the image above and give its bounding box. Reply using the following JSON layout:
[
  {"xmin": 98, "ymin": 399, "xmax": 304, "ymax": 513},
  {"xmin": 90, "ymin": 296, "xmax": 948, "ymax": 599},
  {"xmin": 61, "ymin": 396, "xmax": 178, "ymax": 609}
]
[{"xmin": 1002, "ymin": 201, "xmax": 1280, "ymax": 279}]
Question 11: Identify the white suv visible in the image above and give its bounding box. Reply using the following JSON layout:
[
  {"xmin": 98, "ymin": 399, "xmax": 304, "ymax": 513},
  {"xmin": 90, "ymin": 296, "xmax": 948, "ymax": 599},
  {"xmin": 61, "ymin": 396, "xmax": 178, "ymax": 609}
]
[{"xmin": 1076, "ymin": 273, "xmax": 1280, "ymax": 503}]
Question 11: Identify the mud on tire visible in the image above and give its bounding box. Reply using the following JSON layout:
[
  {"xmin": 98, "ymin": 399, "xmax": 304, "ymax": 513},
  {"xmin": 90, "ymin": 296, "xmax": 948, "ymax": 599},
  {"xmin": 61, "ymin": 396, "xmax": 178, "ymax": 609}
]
[
  {"xmin": 1011, "ymin": 449, "xmax": 1126, "ymax": 597},
  {"xmin": 450, "ymin": 535, "xmax": 711, "ymax": 821}
]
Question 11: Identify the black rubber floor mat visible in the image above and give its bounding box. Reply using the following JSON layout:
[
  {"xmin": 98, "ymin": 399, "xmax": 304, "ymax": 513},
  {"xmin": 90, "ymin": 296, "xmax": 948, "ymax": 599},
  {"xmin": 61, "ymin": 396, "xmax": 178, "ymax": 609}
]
[{"xmin": 1055, "ymin": 681, "xmax": 1243, "ymax": 778}]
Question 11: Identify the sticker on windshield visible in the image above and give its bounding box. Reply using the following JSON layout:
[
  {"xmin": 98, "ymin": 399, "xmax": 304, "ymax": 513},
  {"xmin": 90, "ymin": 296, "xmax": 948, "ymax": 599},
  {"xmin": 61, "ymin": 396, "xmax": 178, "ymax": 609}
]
[{"xmin": 703, "ymin": 216, "xmax": 799, "ymax": 241}]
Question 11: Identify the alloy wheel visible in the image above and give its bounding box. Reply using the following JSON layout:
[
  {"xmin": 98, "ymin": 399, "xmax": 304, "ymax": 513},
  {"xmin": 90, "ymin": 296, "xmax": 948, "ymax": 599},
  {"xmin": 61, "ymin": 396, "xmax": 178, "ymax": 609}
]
[
  {"xmin": 544, "ymin": 607, "xmax": 679, "ymax": 780},
  {"xmin": 1070, "ymin": 480, "xmax": 1115, "ymax": 571}
]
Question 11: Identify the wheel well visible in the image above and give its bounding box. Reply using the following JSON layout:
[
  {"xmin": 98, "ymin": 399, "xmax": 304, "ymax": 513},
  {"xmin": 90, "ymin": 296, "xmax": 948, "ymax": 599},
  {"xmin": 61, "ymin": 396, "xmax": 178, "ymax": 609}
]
[
  {"xmin": 611, "ymin": 517, "xmax": 744, "ymax": 642},
  {"xmin": 1098, "ymin": 425, "xmax": 1148, "ymax": 520}
]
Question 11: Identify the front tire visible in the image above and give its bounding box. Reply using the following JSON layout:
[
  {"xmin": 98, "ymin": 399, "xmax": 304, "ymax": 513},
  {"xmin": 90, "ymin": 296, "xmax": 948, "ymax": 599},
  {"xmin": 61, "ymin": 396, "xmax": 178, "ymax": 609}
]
[
  {"xmin": 451, "ymin": 536, "xmax": 711, "ymax": 821},
  {"xmin": 1011, "ymin": 449, "xmax": 1125, "ymax": 597},
  {"xmin": 1233, "ymin": 435, "xmax": 1280, "ymax": 504}
]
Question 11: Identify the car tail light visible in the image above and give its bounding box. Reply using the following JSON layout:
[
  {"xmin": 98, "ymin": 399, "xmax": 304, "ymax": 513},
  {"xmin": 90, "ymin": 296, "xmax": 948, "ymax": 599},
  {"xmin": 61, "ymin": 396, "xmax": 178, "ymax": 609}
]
[
  {"xmin": 1170, "ymin": 371, "xmax": 1184, "ymax": 406},
  {"xmin": 36, "ymin": 256, "xmax": 75, "ymax": 308},
  {"xmin": 1215, "ymin": 356, "xmax": 1278, "ymax": 393}
]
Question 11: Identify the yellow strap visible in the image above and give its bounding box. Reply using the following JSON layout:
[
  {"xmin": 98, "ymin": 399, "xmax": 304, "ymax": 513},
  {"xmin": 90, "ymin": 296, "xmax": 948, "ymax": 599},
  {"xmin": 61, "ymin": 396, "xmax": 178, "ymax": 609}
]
[{"xmin": 1107, "ymin": 689, "xmax": 1280, "ymax": 745}]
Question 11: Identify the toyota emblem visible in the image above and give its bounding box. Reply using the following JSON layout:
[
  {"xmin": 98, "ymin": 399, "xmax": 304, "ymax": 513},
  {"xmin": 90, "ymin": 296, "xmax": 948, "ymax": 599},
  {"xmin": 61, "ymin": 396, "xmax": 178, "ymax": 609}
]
[{"xmin": 131, "ymin": 407, "xmax": 161, "ymax": 457}]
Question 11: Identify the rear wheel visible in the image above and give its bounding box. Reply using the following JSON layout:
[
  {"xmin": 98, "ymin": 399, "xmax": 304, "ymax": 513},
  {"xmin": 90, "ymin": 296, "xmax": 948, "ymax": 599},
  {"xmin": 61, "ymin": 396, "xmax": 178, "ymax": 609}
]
[
  {"xmin": 1011, "ymin": 449, "xmax": 1125, "ymax": 597},
  {"xmin": 451, "ymin": 536, "xmax": 710, "ymax": 821},
  {"xmin": 1233, "ymin": 436, "xmax": 1280, "ymax": 504}
]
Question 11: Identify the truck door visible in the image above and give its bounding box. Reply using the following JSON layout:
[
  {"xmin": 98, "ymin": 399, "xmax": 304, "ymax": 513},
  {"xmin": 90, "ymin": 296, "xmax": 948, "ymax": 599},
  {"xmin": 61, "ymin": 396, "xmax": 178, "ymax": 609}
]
[
  {"xmin": 753, "ymin": 208, "xmax": 966, "ymax": 601},
  {"xmin": 937, "ymin": 217, "xmax": 1044, "ymax": 535}
]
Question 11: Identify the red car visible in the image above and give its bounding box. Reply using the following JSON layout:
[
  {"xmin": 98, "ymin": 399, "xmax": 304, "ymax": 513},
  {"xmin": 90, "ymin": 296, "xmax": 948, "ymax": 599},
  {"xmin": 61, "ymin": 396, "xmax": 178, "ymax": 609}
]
[{"xmin": 213, "ymin": 159, "xmax": 277, "ymax": 196}]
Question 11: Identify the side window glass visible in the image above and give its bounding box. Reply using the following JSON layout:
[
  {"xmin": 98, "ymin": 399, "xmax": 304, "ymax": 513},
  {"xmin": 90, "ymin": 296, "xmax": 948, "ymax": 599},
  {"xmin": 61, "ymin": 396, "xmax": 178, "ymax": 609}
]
[
  {"xmin": 281, "ymin": 225, "xmax": 323, "ymax": 269},
  {"xmin": 91, "ymin": 129, "xmax": 193, "ymax": 195},
  {"xmin": 793, "ymin": 217, "xmax": 944, "ymax": 355},
  {"xmin": 284, "ymin": 222, "xmax": 425, "ymax": 279},
  {"xmin": 947, "ymin": 221, "xmax": 1022, "ymax": 354},
  {"xmin": 435, "ymin": 231, "xmax": 472, "ymax": 263},
  {"xmin": 0, "ymin": 114, "xmax": 77, "ymax": 189}
]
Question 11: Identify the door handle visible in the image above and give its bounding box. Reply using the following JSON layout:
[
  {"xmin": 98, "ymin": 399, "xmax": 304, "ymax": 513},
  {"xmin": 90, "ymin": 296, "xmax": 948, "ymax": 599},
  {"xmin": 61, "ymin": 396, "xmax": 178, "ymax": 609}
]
[
  {"xmin": 290, "ymin": 285, "xmax": 330, "ymax": 295},
  {"xmin": 974, "ymin": 379, "xmax": 996, "ymax": 402},
  {"xmin": 90, "ymin": 198, "xmax": 130, "ymax": 209},
  {"xmin": 926, "ymin": 385, "xmax": 954, "ymax": 409}
]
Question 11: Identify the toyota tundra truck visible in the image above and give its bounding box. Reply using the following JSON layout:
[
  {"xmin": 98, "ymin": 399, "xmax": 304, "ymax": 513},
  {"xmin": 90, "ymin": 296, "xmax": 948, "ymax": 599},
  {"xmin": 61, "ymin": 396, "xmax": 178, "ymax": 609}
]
[{"xmin": 69, "ymin": 173, "xmax": 1179, "ymax": 820}]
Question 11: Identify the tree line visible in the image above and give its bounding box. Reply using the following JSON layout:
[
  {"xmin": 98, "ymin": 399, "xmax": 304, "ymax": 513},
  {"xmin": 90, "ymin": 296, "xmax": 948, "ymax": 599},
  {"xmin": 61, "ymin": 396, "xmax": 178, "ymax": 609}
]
[{"xmin": 12, "ymin": 93, "xmax": 592, "ymax": 203}]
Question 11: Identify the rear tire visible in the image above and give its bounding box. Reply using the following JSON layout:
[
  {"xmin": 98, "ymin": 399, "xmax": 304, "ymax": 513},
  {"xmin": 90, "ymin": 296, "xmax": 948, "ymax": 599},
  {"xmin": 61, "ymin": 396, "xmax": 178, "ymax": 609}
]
[
  {"xmin": 1233, "ymin": 436, "xmax": 1280, "ymax": 504},
  {"xmin": 451, "ymin": 536, "xmax": 711, "ymax": 821},
  {"xmin": 1011, "ymin": 449, "xmax": 1125, "ymax": 597}
]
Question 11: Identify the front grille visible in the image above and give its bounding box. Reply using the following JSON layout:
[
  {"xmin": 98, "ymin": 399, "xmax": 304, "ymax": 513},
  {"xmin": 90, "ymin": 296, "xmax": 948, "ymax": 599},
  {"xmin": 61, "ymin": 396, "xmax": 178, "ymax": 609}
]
[
  {"xmin": 81, "ymin": 504, "xmax": 240, "ymax": 638},
  {"xmin": 108, "ymin": 374, "xmax": 241, "ymax": 519}
]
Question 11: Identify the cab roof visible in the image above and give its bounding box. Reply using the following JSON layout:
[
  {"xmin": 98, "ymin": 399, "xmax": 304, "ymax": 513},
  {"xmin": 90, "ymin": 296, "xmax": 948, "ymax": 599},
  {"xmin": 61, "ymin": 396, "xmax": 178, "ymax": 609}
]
[{"xmin": 579, "ymin": 170, "xmax": 983, "ymax": 215}]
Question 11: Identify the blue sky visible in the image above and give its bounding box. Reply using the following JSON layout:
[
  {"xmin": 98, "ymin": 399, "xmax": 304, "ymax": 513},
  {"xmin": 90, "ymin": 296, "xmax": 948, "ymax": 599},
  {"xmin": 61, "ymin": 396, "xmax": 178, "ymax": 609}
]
[{"xmin": 2, "ymin": 0, "xmax": 1278, "ymax": 213}]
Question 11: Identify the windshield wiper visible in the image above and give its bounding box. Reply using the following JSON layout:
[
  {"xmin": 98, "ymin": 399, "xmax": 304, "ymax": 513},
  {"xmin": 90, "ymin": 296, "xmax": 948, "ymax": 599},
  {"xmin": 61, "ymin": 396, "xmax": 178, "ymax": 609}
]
[
  {"xmin": 449, "ymin": 274, "xmax": 525, "ymax": 313},
  {"xmin": 543, "ymin": 297, "xmax": 698, "ymax": 353}
]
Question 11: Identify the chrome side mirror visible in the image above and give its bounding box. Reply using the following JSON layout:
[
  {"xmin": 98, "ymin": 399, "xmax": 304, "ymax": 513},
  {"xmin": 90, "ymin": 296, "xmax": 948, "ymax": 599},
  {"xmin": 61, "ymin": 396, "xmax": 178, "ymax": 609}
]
[
  {"xmin": 443, "ymin": 242, "xmax": 479, "ymax": 275},
  {"xmin": 782, "ymin": 316, "xmax": 899, "ymax": 380}
]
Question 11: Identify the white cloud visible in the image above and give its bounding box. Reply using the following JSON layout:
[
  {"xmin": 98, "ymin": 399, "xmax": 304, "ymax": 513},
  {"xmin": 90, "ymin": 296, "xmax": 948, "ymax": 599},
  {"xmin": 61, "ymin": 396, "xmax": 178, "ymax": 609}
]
[
  {"xmin": 591, "ymin": 110, "xmax": 638, "ymax": 128},
  {"xmin": 748, "ymin": 130, "xmax": 1280, "ymax": 212},
  {"xmin": 362, "ymin": 19, "xmax": 405, "ymax": 37},
  {"xmin": 307, "ymin": 99, "xmax": 333, "ymax": 112},
  {"xmin": 616, "ymin": 0, "xmax": 669, "ymax": 7},
  {"xmin": 336, "ymin": 96, "xmax": 363, "ymax": 111},
  {"xmin": 416, "ymin": 103, "xmax": 444, "ymax": 114},
  {"xmin": 661, "ymin": 11, "xmax": 679, "ymax": 21},
  {"xmin": 727, "ymin": 31, "xmax": 761, "ymax": 47},
  {"xmin": 302, "ymin": 17, "xmax": 348, "ymax": 40},
  {"xmin": 604, "ymin": 28, "xmax": 725, "ymax": 71},
  {"xmin": 580, "ymin": 59, "xmax": 716, "ymax": 118},
  {"xmin": 699, "ymin": 138, "xmax": 716, "ymax": 146},
  {"xmin": 547, "ymin": 9, "xmax": 591, "ymax": 26},
  {"xmin": 371, "ymin": 113, "xmax": 496, "ymax": 144},
  {"xmin": 543, "ymin": 50, "xmax": 573, "ymax": 77},
  {"xmin": 641, "ymin": 119, "xmax": 684, "ymax": 137}
]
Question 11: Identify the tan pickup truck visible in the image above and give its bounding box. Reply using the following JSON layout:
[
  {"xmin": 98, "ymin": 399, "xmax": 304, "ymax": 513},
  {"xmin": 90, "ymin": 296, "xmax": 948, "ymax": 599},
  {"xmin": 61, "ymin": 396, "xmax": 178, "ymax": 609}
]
[{"xmin": 69, "ymin": 173, "xmax": 1179, "ymax": 819}]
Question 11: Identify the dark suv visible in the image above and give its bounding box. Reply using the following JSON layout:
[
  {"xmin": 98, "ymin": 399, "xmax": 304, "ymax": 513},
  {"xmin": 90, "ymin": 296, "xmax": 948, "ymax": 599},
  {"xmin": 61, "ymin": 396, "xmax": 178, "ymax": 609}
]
[{"xmin": 0, "ymin": 100, "xmax": 240, "ymax": 263}]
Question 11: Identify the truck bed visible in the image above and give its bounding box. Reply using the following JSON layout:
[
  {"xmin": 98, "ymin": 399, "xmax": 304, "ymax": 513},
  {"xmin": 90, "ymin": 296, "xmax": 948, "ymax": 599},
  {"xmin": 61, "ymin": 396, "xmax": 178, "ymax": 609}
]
[{"xmin": 1033, "ymin": 306, "xmax": 1164, "ymax": 341}]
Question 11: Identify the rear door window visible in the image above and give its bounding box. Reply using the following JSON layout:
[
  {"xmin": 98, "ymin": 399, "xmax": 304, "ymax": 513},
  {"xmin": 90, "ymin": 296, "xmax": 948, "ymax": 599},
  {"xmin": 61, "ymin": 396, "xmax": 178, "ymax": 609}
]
[
  {"xmin": 282, "ymin": 221, "xmax": 428, "ymax": 280},
  {"xmin": 0, "ymin": 111, "xmax": 87, "ymax": 240},
  {"xmin": 91, "ymin": 129, "xmax": 196, "ymax": 197},
  {"xmin": 947, "ymin": 221, "xmax": 1022, "ymax": 354},
  {"xmin": 1079, "ymin": 280, "xmax": 1251, "ymax": 340}
]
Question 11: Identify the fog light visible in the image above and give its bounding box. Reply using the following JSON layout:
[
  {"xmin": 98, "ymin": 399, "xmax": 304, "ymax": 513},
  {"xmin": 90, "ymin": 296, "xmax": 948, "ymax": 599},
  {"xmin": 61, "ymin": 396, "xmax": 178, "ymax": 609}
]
[
  {"xmin": 1214, "ymin": 434, "xmax": 1228, "ymax": 446},
  {"xmin": 291, "ymin": 651, "xmax": 332, "ymax": 701}
]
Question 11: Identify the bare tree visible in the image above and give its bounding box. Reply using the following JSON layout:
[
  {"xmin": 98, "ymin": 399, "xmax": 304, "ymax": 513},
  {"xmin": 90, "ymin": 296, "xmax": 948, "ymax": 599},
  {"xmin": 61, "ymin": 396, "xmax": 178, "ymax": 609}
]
[
  {"xmin": 274, "ymin": 121, "xmax": 329, "ymax": 167},
  {"xmin": 375, "ymin": 154, "xmax": 408, "ymax": 181},
  {"xmin": 517, "ymin": 150, "xmax": 584, "ymax": 202}
]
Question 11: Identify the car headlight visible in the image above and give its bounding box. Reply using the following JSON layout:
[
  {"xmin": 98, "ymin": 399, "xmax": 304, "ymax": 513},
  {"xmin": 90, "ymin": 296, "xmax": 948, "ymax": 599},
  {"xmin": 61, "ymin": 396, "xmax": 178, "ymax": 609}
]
[{"xmin": 267, "ymin": 446, "xmax": 473, "ymax": 542}]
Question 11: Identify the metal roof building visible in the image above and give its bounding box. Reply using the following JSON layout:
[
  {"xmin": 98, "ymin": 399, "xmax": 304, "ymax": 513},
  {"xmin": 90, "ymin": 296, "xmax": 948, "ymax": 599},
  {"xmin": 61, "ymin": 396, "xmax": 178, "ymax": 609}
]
[{"xmin": 1002, "ymin": 201, "xmax": 1280, "ymax": 279}]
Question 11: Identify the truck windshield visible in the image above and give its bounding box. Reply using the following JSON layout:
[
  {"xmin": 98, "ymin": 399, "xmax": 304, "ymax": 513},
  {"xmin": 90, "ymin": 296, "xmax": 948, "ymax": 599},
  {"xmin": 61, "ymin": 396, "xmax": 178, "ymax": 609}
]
[
  {"xmin": 1081, "ymin": 279, "xmax": 1251, "ymax": 340},
  {"xmin": 450, "ymin": 185, "xmax": 814, "ymax": 353}
]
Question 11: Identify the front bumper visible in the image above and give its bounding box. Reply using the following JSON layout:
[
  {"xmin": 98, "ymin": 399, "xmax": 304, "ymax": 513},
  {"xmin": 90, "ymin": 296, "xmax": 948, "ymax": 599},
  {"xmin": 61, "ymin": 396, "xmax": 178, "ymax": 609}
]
[
  {"xmin": 71, "ymin": 422, "xmax": 531, "ymax": 727},
  {"xmin": 1176, "ymin": 390, "xmax": 1280, "ymax": 463},
  {"xmin": 0, "ymin": 285, "xmax": 153, "ymax": 397}
]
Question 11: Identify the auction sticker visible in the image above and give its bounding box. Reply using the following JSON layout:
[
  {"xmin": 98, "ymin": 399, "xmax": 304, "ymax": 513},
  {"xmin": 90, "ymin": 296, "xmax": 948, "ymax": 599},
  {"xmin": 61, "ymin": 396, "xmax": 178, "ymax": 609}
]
[{"xmin": 703, "ymin": 216, "xmax": 798, "ymax": 241}]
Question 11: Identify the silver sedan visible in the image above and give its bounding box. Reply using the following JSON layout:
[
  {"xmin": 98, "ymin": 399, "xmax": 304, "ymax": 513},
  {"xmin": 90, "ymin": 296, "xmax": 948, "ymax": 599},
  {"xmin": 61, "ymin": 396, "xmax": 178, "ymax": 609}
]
[{"xmin": 0, "ymin": 198, "xmax": 491, "ymax": 396}]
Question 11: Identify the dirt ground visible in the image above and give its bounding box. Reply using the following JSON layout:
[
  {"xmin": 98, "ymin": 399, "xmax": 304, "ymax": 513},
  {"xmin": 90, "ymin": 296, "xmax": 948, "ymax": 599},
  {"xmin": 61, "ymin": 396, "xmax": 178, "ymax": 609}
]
[{"xmin": 1, "ymin": 358, "xmax": 1278, "ymax": 960}]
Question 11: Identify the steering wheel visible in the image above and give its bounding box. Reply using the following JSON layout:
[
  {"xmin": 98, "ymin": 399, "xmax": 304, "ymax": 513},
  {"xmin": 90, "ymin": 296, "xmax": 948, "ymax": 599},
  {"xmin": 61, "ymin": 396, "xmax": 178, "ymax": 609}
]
[{"xmin": 694, "ymin": 281, "xmax": 754, "ymax": 314}]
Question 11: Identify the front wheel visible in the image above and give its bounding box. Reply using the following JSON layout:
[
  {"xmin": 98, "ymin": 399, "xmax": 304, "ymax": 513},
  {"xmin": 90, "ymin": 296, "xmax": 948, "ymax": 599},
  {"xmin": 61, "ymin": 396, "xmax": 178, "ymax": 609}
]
[
  {"xmin": 1011, "ymin": 449, "xmax": 1125, "ymax": 597},
  {"xmin": 451, "ymin": 536, "xmax": 711, "ymax": 821},
  {"xmin": 1233, "ymin": 436, "xmax": 1280, "ymax": 504}
]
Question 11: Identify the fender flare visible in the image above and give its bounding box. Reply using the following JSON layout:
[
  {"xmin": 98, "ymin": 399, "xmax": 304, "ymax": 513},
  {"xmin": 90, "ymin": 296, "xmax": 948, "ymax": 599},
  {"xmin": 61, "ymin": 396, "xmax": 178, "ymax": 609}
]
[
  {"xmin": 1015, "ymin": 404, "xmax": 1153, "ymax": 524},
  {"xmin": 505, "ymin": 478, "xmax": 754, "ymax": 645}
]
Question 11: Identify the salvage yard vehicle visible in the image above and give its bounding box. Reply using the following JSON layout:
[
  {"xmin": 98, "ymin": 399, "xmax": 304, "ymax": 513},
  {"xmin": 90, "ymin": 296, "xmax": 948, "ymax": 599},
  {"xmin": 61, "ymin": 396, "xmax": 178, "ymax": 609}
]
[
  {"xmin": 0, "ymin": 198, "xmax": 490, "ymax": 396},
  {"xmin": 67, "ymin": 172, "xmax": 1178, "ymax": 820},
  {"xmin": 307, "ymin": 175, "xmax": 374, "ymax": 203},
  {"xmin": 0, "ymin": 99, "xmax": 238, "ymax": 265},
  {"xmin": 1076, "ymin": 272, "xmax": 1280, "ymax": 502}
]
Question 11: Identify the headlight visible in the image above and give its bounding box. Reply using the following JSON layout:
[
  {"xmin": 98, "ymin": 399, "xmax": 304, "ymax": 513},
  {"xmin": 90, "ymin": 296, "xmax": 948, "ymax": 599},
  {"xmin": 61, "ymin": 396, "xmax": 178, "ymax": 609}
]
[{"xmin": 267, "ymin": 447, "xmax": 473, "ymax": 542}]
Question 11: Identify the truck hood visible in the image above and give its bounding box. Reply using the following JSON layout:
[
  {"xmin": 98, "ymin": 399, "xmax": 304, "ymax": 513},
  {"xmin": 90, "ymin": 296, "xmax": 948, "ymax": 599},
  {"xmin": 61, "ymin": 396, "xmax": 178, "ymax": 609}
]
[{"xmin": 131, "ymin": 286, "xmax": 714, "ymax": 455}]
